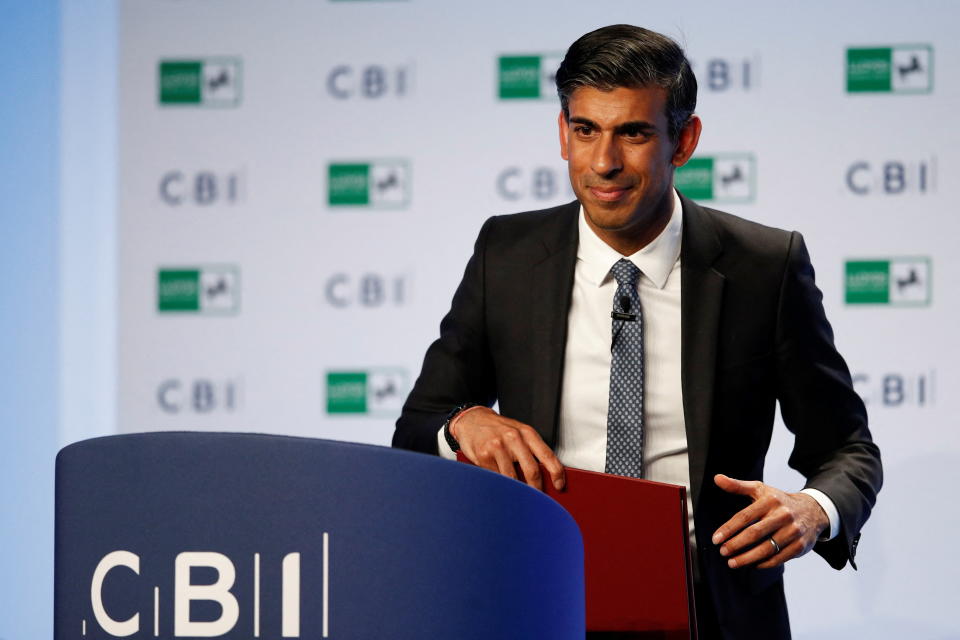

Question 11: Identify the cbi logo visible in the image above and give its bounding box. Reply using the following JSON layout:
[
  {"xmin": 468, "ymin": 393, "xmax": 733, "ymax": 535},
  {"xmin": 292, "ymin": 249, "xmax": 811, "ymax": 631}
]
[
  {"xmin": 157, "ymin": 266, "xmax": 241, "ymax": 315},
  {"xmin": 326, "ymin": 369, "xmax": 408, "ymax": 416},
  {"xmin": 157, "ymin": 378, "xmax": 243, "ymax": 415},
  {"xmin": 158, "ymin": 58, "xmax": 242, "ymax": 107},
  {"xmin": 675, "ymin": 153, "xmax": 756, "ymax": 203},
  {"xmin": 328, "ymin": 160, "xmax": 411, "ymax": 208},
  {"xmin": 689, "ymin": 55, "xmax": 760, "ymax": 92},
  {"xmin": 326, "ymin": 63, "xmax": 414, "ymax": 99},
  {"xmin": 323, "ymin": 272, "xmax": 410, "ymax": 308},
  {"xmin": 497, "ymin": 53, "xmax": 563, "ymax": 99},
  {"xmin": 160, "ymin": 170, "xmax": 245, "ymax": 207},
  {"xmin": 846, "ymin": 45, "xmax": 933, "ymax": 94},
  {"xmin": 845, "ymin": 157, "xmax": 936, "ymax": 195},
  {"xmin": 84, "ymin": 544, "xmax": 329, "ymax": 638},
  {"xmin": 853, "ymin": 370, "xmax": 935, "ymax": 408},
  {"xmin": 496, "ymin": 166, "xmax": 574, "ymax": 202},
  {"xmin": 845, "ymin": 257, "xmax": 931, "ymax": 306}
]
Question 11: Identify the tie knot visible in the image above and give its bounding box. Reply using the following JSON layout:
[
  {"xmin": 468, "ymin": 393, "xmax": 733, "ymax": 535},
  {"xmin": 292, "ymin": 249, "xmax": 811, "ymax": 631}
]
[{"xmin": 610, "ymin": 258, "xmax": 641, "ymax": 288}]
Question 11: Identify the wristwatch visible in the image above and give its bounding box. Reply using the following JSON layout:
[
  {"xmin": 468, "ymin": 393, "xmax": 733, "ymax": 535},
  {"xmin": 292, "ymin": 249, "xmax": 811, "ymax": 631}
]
[{"xmin": 442, "ymin": 402, "xmax": 478, "ymax": 452}]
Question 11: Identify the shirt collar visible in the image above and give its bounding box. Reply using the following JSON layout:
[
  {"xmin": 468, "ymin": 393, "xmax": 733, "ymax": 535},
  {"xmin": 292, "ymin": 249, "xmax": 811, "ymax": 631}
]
[{"xmin": 576, "ymin": 189, "xmax": 683, "ymax": 289}]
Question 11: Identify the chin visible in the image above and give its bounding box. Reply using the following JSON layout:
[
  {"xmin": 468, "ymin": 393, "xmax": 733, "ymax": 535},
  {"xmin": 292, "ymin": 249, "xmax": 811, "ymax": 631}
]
[
  {"xmin": 588, "ymin": 213, "xmax": 635, "ymax": 232},
  {"xmin": 585, "ymin": 203, "xmax": 637, "ymax": 227}
]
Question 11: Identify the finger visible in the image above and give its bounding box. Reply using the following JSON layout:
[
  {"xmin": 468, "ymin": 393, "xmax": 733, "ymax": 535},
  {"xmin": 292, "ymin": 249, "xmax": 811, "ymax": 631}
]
[
  {"xmin": 521, "ymin": 428, "xmax": 566, "ymax": 490},
  {"xmin": 726, "ymin": 533, "xmax": 784, "ymax": 569},
  {"xmin": 463, "ymin": 441, "xmax": 498, "ymax": 473},
  {"xmin": 491, "ymin": 443, "xmax": 519, "ymax": 481},
  {"xmin": 712, "ymin": 498, "xmax": 774, "ymax": 545},
  {"xmin": 500, "ymin": 428, "xmax": 543, "ymax": 490},
  {"xmin": 720, "ymin": 510, "xmax": 791, "ymax": 557},
  {"xmin": 714, "ymin": 474, "xmax": 762, "ymax": 497},
  {"xmin": 756, "ymin": 538, "xmax": 806, "ymax": 569}
]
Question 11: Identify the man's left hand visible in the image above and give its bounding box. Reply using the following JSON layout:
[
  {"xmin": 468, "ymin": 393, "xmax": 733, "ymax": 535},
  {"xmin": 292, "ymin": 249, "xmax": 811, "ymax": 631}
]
[{"xmin": 711, "ymin": 474, "xmax": 829, "ymax": 569}]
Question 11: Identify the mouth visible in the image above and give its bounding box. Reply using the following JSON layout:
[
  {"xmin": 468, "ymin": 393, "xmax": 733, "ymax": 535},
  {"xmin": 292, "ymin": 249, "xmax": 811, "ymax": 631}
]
[{"xmin": 588, "ymin": 185, "xmax": 632, "ymax": 202}]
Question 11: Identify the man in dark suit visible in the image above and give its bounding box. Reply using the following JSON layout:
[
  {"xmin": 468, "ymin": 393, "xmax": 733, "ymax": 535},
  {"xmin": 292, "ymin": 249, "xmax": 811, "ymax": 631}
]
[{"xmin": 393, "ymin": 24, "xmax": 881, "ymax": 639}]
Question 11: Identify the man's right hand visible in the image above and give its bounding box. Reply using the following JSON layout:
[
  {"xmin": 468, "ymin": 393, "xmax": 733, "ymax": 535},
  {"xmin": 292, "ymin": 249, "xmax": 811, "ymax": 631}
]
[{"xmin": 451, "ymin": 407, "xmax": 565, "ymax": 492}]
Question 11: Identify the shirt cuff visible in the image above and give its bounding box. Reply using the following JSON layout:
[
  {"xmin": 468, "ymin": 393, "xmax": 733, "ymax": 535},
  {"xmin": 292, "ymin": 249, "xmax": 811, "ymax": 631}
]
[
  {"xmin": 800, "ymin": 488, "xmax": 840, "ymax": 541},
  {"xmin": 437, "ymin": 426, "xmax": 457, "ymax": 460}
]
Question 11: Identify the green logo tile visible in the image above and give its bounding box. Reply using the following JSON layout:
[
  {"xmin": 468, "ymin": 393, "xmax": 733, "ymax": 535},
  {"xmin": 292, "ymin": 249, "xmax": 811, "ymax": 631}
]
[
  {"xmin": 845, "ymin": 258, "xmax": 931, "ymax": 306},
  {"xmin": 846, "ymin": 45, "xmax": 932, "ymax": 94}
]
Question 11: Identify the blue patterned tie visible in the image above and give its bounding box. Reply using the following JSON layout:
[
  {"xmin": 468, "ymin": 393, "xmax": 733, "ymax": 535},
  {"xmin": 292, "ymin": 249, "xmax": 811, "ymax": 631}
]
[{"xmin": 605, "ymin": 258, "xmax": 644, "ymax": 478}]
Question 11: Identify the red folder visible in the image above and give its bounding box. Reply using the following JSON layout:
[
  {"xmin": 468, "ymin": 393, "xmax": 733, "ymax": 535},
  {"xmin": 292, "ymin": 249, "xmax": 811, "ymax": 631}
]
[{"xmin": 457, "ymin": 454, "xmax": 696, "ymax": 637}]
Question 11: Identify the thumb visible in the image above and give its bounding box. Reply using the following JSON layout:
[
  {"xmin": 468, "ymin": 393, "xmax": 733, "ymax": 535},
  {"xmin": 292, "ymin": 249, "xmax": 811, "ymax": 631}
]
[{"xmin": 714, "ymin": 473, "xmax": 754, "ymax": 496}]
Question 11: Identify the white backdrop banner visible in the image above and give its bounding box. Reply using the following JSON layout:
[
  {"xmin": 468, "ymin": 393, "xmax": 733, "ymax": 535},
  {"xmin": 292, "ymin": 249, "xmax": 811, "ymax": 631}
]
[{"xmin": 118, "ymin": 1, "xmax": 960, "ymax": 637}]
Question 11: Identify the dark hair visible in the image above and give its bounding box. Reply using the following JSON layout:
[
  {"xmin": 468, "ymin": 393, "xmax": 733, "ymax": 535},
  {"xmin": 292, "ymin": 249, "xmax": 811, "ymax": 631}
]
[{"xmin": 555, "ymin": 24, "xmax": 697, "ymax": 141}]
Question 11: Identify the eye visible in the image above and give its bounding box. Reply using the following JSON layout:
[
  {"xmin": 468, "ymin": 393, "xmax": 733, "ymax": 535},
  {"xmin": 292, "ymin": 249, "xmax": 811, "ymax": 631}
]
[
  {"xmin": 573, "ymin": 125, "xmax": 595, "ymax": 137},
  {"xmin": 621, "ymin": 126, "xmax": 652, "ymax": 142}
]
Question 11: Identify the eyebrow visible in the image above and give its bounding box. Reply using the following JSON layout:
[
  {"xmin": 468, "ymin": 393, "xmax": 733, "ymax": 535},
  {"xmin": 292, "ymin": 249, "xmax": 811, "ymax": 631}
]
[{"xmin": 569, "ymin": 116, "xmax": 657, "ymax": 135}]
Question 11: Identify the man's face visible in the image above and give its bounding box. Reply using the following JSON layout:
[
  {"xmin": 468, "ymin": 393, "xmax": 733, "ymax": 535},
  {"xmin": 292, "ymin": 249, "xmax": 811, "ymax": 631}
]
[{"xmin": 559, "ymin": 85, "xmax": 698, "ymax": 248}]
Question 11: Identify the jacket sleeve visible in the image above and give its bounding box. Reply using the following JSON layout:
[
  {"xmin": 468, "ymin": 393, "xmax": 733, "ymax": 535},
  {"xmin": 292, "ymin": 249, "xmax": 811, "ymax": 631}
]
[
  {"xmin": 391, "ymin": 217, "xmax": 499, "ymax": 454},
  {"xmin": 775, "ymin": 231, "xmax": 883, "ymax": 569}
]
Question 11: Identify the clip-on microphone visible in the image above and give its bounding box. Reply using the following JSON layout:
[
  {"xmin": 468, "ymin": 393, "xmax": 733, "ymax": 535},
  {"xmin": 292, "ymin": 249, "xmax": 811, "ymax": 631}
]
[
  {"xmin": 611, "ymin": 296, "xmax": 637, "ymax": 322},
  {"xmin": 611, "ymin": 296, "xmax": 638, "ymax": 351}
]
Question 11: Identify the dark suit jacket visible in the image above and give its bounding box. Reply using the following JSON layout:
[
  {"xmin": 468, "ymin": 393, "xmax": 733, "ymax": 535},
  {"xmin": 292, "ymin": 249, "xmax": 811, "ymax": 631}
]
[{"xmin": 393, "ymin": 195, "xmax": 882, "ymax": 639}]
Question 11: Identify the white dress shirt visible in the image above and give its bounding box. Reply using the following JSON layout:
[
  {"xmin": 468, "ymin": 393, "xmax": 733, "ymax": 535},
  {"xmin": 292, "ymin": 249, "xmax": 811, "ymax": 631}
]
[
  {"xmin": 558, "ymin": 190, "xmax": 694, "ymax": 539},
  {"xmin": 439, "ymin": 190, "xmax": 839, "ymax": 542}
]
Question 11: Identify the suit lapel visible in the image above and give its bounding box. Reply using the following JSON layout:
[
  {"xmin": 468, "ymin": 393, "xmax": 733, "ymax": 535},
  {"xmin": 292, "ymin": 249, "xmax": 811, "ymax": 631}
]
[
  {"xmin": 679, "ymin": 194, "xmax": 724, "ymax": 513},
  {"xmin": 530, "ymin": 202, "xmax": 579, "ymax": 447}
]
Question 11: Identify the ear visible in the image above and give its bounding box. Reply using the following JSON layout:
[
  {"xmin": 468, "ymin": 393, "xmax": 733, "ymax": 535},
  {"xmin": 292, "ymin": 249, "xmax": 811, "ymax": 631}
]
[
  {"xmin": 558, "ymin": 111, "xmax": 570, "ymax": 160},
  {"xmin": 671, "ymin": 114, "xmax": 702, "ymax": 167}
]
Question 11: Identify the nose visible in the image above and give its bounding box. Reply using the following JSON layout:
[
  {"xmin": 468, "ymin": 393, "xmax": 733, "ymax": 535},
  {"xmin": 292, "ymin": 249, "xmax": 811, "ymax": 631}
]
[{"xmin": 591, "ymin": 134, "xmax": 622, "ymax": 177}]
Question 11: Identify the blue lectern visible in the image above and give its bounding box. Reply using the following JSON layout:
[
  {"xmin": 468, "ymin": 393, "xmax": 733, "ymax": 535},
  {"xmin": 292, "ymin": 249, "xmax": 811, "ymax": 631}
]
[{"xmin": 55, "ymin": 432, "xmax": 585, "ymax": 639}]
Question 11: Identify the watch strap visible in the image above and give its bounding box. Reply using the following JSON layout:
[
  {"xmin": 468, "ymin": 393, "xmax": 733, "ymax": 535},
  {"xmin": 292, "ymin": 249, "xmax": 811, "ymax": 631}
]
[{"xmin": 442, "ymin": 402, "xmax": 478, "ymax": 452}]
